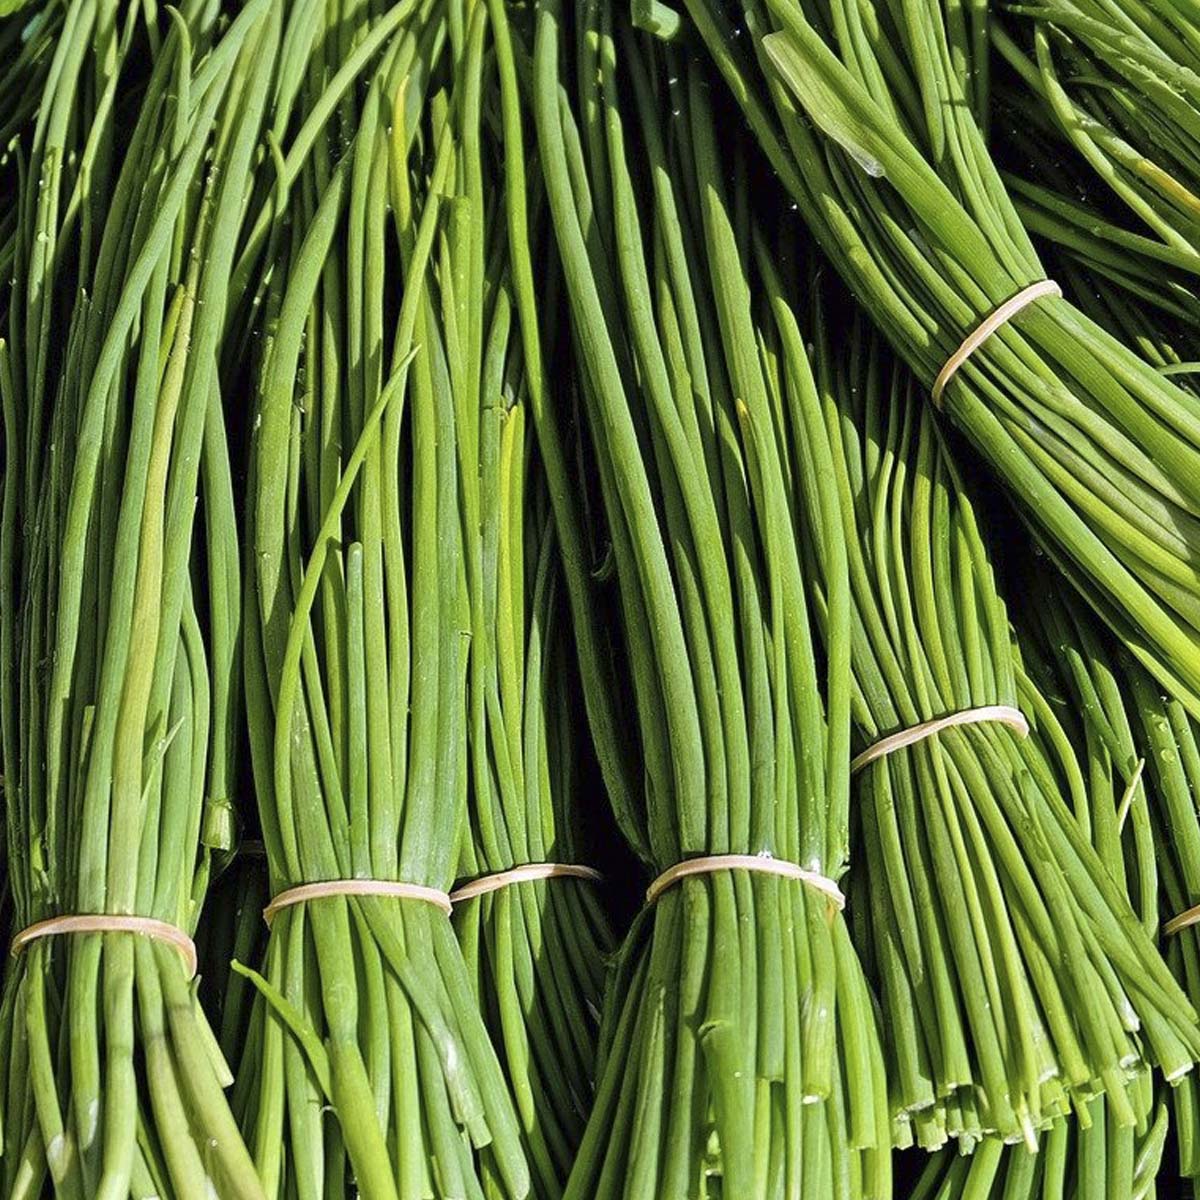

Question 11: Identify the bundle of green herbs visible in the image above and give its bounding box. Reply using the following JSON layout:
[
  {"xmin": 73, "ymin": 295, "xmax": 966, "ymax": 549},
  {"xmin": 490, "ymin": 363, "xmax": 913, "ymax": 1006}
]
[
  {"xmin": 663, "ymin": 0, "xmax": 1200, "ymax": 726},
  {"xmin": 791, "ymin": 302, "xmax": 1200, "ymax": 1150},
  {"xmin": 906, "ymin": 570, "xmax": 1172, "ymax": 1197},
  {"xmin": 453, "ymin": 446, "xmax": 614, "ymax": 1197},
  {"xmin": 11, "ymin": 0, "xmax": 1200, "ymax": 1197},
  {"xmin": 0, "ymin": 0, "xmax": 270, "ymax": 1193},
  {"xmin": 530, "ymin": 2, "xmax": 891, "ymax": 1194},
  {"xmin": 449, "ymin": 19, "xmax": 616, "ymax": 1183},
  {"xmin": 1024, "ymin": 577, "xmax": 1200, "ymax": 1183},
  {"xmin": 238, "ymin": 1, "xmax": 533, "ymax": 1194}
]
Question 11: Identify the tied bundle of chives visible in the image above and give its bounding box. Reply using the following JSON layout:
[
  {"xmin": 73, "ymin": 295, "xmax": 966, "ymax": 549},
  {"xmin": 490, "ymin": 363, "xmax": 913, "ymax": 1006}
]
[
  {"xmin": 449, "ymin": 39, "xmax": 614, "ymax": 1186},
  {"xmin": 1027, "ymin": 580, "xmax": 1200, "ymax": 1181},
  {"xmin": 794, "ymin": 302, "xmax": 1199, "ymax": 1148},
  {"xmin": 454, "ymin": 467, "xmax": 613, "ymax": 1197},
  {"xmin": 909, "ymin": 572, "xmax": 1173, "ymax": 1198},
  {"xmin": 531, "ymin": 4, "xmax": 891, "ymax": 1195},
  {"xmin": 239, "ymin": 3, "xmax": 530, "ymax": 1195},
  {"xmin": 0, "ymin": 0, "xmax": 271, "ymax": 1193},
  {"xmin": 668, "ymin": 0, "xmax": 1200, "ymax": 722}
]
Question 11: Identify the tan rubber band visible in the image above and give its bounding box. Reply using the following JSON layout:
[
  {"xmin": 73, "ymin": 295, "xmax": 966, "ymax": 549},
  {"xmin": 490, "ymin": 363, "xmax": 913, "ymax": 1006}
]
[
  {"xmin": 10, "ymin": 915, "xmax": 198, "ymax": 978},
  {"xmin": 851, "ymin": 704, "xmax": 1029, "ymax": 775},
  {"xmin": 263, "ymin": 879, "xmax": 453, "ymax": 925},
  {"xmin": 645, "ymin": 853, "xmax": 845, "ymax": 910},
  {"xmin": 1165, "ymin": 903, "xmax": 1200, "ymax": 937},
  {"xmin": 932, "ymin": 280, "xmax": 1062, "ymax": 405},
  {"xmin": 450, "ymin": 863, "xmax": 604, "ymax": 904}
]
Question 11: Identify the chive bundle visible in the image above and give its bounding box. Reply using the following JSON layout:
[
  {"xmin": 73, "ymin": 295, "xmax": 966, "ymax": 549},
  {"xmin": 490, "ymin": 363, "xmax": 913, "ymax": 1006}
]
[
  {"xmin": 0, "ymin": 0, "xmax": 270, "ymax": 1192},
  {"xmin": 792, "ymin": 305, "xmax": 1200, "ymax": 1149},
  {"xmin": 901, "ymin": 568, "xmax": 1170, "ymax": 1198},
  {"xmin": 669, "ymin": 0, "xmax": 1200, "ymax": 724},
  {"xmin": 1023, "ymin": 579, "xmax": 1200, "ymax": 1182},
  {"xmin": 915, "ymin": 562, "xmax": 1200, "ymax": 1197},
  {"xmin": 529, "ymin": 3, "xmax": 891, "ymax": 1194},
  {"xmin": 454, "ymin": 460, "xmax": 614, "ymax": 1196},
  {"xmin": 239, "ymin": 4, "xmax": 531, "ymax": 1194},
  {"xmin": 429, "ymin": 3, "xmax": 614, "ymax": 1190}
]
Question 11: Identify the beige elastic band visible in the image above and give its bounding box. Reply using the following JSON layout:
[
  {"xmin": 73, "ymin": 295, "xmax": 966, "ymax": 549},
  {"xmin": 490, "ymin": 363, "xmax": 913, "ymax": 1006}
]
[
  {"xmin": 1165, "ymin": 903, "xmax": 1200, "ymax": 937},
  {"xmin": 932, "ymin": 280, "xmax": 1062, "ymax": 405},
  {"xmin": 851, "ymin": 704, "xmax": 1029, "ymax": 774},
  {"xmin": 11, "ymin": 915, "xmax": 198, "ymax": 978},
  {"xmin": 645, "ymin": 853, "xmax": 845, "ymax": 910},
  {"xmin": 450, "ymin": 863, "xmax": 604, "ymax": 904},
  {"xmin": 263, "ymin": 879, "xmax": 453, "ymax": 925}
]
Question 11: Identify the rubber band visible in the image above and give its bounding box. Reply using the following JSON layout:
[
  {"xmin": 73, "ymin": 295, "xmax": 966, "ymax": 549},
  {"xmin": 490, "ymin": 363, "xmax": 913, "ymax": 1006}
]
[
  {"xmin": 450, "ymin": 863, "xmax": 604, "ymax": 904},
  {"xmin": 932, "ymin": 280, "xmax": 1062, "ymax": 406},
  {"xmin": 10, "ymin": 915, "xmax": 198, "ymax": 978},
  {"xmin": 263, "ymin": 879, "xmax": 453, "ymax": 925},
  {"xmin": 645, "ymin": 853, "xmax": 845, "ymax": 910},
  {"xmin": 1165, "ymin": 903, "xmax": 1200, "ymax": 937},
  {"xmin": 851, "ymin": 704, "xmax": 1029, "ymax": 775}
]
